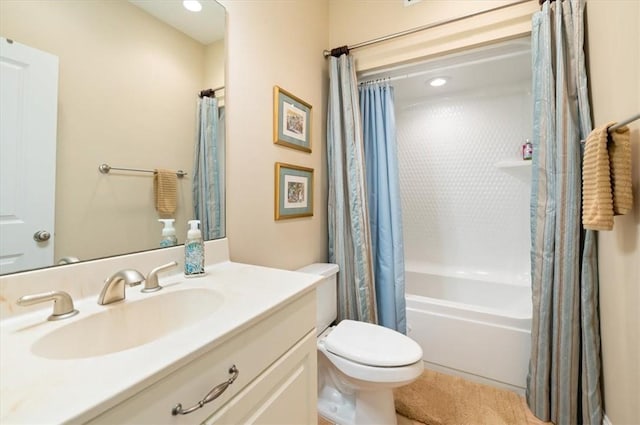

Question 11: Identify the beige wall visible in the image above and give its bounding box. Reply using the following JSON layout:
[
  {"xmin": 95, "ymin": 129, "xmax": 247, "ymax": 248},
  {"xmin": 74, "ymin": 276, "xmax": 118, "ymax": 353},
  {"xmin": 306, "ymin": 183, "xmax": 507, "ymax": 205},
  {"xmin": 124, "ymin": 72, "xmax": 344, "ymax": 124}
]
[
  {"xmin": 222, "ymin": 1, "xmax": 330, "ymax": 269},
  {"xmin": 205, "ymin": 39, "xmax": 225, "ymax": 90},
  {"xmin": 205, "ymin": 39, "xmax": 225, "ymax": 105},
  {"xmin": 0, "ymin": 1, "xmax": 206, "ymax": 262},
  {"xmin": 586, "ymin": 1, "xmax": 640, "ymax": 424}
]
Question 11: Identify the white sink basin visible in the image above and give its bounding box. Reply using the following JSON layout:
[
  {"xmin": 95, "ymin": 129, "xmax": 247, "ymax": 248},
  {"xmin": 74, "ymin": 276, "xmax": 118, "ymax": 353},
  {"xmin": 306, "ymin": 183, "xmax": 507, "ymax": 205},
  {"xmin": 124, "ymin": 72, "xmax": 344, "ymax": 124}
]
[{"xmin": 31, "ymin": 288, "xmax": 223, "ymax": 359}]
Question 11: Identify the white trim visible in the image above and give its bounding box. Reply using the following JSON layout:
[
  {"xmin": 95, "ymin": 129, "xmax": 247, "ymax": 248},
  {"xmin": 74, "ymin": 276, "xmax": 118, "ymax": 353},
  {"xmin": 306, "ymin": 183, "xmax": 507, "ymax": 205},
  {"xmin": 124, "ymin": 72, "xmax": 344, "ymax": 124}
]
[{"xmin": 603, "ymin": 413, "xmax": 613, "ymax": 425}]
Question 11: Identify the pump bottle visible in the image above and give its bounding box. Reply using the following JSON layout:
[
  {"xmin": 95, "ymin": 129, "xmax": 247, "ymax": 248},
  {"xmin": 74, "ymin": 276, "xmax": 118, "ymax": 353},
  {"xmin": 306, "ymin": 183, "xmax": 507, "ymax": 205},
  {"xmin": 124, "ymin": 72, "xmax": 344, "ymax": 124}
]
[
  {"xmin": 184, "ymin": 220, "xmax": 205, "ymax": 277},
  {"xmin": 158, "ymin": 219, "xmax": 177, "ymax": 247}
]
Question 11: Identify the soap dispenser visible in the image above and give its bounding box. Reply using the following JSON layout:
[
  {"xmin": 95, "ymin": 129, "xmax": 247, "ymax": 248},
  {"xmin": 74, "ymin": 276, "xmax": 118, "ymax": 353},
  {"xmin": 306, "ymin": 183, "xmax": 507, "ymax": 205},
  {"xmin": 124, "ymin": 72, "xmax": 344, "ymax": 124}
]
[
  {"xmin": 158, "ymin": 219, "xmax": 177, "ymax": 247},
  {"xmin": 184, "ymin": 220, "xmax": 205, "ymax": 277}
]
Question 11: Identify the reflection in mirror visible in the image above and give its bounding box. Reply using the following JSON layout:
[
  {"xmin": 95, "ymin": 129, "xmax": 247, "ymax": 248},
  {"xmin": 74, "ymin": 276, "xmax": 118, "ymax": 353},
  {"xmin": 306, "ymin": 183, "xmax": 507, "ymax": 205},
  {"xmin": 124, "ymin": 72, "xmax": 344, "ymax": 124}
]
[{"xmin": 0, "ymin": 0, "xmax": 226, "ymax": 275}]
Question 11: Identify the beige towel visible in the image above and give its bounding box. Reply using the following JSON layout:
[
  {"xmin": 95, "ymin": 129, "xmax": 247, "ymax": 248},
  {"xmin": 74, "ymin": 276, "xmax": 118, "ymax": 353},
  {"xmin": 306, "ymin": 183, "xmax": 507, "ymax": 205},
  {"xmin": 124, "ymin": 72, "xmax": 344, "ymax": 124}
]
[
  {"xmin": 609, "ymin": 125, "xmax": 633, "ymax": 215},
  {"xmin": 582, "ymin": 122, "xmax": 614, "ymax": 230},
  {"xmin": 153, "ymin": 169, "xmax": 177, "ymax": 215}
]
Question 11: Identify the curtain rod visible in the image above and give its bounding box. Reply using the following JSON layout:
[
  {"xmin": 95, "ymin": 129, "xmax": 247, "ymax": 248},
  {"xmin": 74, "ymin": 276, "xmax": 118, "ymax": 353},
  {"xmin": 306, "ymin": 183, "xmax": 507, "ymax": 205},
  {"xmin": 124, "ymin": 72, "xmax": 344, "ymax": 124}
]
[
  {"xmin": 199, "ymin": 86, "xmax": 225, "ymax": 98},
  {"xmin": 323, "ymin": 0, "xmax": 532, "ymax": 58}
]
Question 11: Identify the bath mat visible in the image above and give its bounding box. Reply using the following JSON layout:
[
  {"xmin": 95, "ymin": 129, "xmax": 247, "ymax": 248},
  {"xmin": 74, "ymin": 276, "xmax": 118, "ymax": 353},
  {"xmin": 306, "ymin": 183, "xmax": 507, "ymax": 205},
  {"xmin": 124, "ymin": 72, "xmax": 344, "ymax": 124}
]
[{"xmin": 394, "ymin": 369, "xmax": 531, "ymax": 425}]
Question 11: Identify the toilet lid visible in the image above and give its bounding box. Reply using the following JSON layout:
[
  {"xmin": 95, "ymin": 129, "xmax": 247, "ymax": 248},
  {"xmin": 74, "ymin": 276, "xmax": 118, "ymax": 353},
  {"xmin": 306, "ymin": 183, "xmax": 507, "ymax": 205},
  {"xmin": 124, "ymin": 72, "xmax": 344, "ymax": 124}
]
[{"xmin": 324, "ymin": 320, "xmax": 423, "ymax": 367}]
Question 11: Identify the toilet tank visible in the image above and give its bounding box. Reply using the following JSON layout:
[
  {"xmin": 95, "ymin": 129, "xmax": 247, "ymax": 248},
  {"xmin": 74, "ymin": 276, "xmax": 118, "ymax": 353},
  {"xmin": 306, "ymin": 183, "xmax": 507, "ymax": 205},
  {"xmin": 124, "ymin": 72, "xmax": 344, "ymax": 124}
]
[{"xmin": 296, "ymin": 263, "xmax": 339, "ymax": 334}]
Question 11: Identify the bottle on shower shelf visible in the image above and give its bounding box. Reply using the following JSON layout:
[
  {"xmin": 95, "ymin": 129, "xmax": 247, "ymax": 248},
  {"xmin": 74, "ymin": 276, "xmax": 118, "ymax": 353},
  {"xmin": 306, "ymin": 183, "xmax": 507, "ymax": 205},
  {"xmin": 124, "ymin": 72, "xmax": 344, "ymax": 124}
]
[{"xmin": 522, "ymin": 139, "xmax": 533, "ymax": 160}]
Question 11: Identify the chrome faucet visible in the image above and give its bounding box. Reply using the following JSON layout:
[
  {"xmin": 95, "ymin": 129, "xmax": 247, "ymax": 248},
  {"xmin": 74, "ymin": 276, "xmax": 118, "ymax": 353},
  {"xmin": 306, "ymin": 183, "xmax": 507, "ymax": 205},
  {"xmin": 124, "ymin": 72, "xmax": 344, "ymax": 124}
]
[
  {"xmin": 97, "ymin": 269, "xmax": 145, "ymax": 305},
  {"xmin": 17, "ymin": 291, "xmax": 79, "ymax": 321},
  {"xmin": 143, "ymin": 261, "xmax": 178, "ymax": 293}
]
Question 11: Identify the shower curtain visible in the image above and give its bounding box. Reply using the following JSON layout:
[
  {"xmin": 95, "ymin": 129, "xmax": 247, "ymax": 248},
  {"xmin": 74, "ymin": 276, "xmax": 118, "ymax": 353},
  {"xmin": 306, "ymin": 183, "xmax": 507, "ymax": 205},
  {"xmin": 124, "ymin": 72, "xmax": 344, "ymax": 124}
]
[
  {"xmin": 359, "ymin": 83, "xmax": 406, "ymax": 333},
  {"xmin": 193, "ymin": 97, "xmax": 225, "ymax": 240},
  {"xmin": 527, "ymin": 1, "xmax": 601, "ymax": 424},
  {"xmin": 327, "ymin": 54, "xmax": 377, "ymax": 324}
]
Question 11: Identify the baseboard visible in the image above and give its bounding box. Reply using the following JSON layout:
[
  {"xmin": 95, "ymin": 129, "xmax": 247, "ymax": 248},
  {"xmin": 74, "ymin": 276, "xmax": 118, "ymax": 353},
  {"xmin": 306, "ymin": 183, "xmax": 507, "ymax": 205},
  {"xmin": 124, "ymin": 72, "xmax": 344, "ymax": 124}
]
[{"xmin": 603, "ymin": 413, "xmax": 613, "ymax": 425}]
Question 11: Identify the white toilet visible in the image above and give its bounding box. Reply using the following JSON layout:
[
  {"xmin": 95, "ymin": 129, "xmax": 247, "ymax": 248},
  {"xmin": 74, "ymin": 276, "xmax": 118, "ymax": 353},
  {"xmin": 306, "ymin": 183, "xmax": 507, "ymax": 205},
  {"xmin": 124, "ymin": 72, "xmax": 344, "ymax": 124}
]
[{"xmin": 297, "ymin": 263, "xmax": 423, "ymax": 425}]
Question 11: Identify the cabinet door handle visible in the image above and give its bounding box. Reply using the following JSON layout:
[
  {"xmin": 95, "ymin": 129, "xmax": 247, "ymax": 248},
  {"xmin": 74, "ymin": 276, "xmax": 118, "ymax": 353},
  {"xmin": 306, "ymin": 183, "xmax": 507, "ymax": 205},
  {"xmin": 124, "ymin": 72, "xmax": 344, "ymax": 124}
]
[{"xmin": 171, "ymin": 365, "xmax": 239, "ymax": 416}]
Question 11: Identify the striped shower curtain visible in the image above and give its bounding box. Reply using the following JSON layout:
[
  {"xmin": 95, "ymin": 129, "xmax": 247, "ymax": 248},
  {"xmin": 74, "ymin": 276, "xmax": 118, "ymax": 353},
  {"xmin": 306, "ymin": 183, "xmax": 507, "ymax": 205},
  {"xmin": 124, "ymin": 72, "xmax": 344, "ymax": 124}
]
[
  {"xmin": 527, "ymin": 1, "xmax": 601, "ymax": 424},
  {"xmin": 193, "ymin": 97, "xmax": 225, "ymax": 240},
  {"xmin": 327, "ymin": 54, "xmax": 378, "ymax": 324}
]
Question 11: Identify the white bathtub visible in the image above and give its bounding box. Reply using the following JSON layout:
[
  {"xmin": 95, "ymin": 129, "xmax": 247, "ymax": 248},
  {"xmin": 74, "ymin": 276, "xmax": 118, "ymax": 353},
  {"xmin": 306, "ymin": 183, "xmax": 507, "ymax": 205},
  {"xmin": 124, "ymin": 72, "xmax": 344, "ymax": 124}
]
[{"xmin": 405, "ymin": 270, "xmax": 532, "ymax": 390}]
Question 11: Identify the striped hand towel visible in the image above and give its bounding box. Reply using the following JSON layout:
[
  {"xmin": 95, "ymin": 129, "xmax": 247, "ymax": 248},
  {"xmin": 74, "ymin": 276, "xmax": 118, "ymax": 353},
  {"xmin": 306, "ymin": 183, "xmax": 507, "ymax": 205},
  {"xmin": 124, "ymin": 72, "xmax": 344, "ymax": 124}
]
[
  {"xmin": 582, "ymin": 123, "xmax": 614, "ymax": 230},
  {"xmin": 609, "ymin": 125, "xmax": 633, "ymax": 215},
  {"xmin": 153, "ymin": 169, "xmax": 177, "ymax": 215}
]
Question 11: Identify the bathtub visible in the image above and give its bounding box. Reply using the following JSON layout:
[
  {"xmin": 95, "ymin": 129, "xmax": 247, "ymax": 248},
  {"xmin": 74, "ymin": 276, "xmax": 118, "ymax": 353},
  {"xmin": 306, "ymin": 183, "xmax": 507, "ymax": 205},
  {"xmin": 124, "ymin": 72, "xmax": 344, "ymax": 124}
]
[{"xmin": 405, "ymin": 269, "xmax": 532, "ymax": 391}]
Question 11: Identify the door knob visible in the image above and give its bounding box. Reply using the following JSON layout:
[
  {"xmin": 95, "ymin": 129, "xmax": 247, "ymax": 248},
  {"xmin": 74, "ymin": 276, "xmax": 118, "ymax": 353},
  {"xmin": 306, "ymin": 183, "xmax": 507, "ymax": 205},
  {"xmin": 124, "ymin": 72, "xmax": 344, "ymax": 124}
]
[{"xmin": 33, "ymin": 230, "xmax": 51, "ymax": 242}]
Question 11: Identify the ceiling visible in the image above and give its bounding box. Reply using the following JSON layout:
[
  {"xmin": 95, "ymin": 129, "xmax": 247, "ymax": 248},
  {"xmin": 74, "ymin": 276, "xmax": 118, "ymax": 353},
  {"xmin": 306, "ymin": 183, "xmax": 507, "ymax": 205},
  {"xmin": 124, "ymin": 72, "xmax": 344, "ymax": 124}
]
[
  {"xmin": 129, "ymin": 0, "xmax": 225, "ymax": 45},
  {"xmin": 360, "ymin": 38, "xmax": 531, "ymax": 106}
]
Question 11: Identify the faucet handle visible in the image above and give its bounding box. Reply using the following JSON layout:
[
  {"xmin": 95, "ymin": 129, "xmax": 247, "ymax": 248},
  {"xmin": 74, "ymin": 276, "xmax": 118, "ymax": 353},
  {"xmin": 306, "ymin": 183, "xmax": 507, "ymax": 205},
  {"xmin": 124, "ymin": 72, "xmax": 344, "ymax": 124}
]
[
  {"xmin": 17, "ymin": 291, "xmax": 79, "ymax": 321},
  {"xmin": 143, "ymin": 261, "xmax": 178, "ymax": 293}
]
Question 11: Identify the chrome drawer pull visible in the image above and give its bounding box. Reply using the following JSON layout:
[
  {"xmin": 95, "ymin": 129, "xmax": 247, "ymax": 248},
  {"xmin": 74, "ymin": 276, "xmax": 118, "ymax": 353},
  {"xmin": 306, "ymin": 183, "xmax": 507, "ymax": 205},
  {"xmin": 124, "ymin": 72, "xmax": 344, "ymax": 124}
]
[{"xmin": 171, "ymin": 365, "xmax": 239, "ymax": 416}]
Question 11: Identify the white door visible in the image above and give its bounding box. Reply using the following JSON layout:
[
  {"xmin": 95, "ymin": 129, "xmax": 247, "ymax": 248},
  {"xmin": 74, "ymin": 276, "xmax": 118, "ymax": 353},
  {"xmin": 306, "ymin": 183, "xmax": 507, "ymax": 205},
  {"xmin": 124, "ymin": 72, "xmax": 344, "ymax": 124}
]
[{"xmin": 0, "ymin": 38, "xmax": 58, "ymax": 274}]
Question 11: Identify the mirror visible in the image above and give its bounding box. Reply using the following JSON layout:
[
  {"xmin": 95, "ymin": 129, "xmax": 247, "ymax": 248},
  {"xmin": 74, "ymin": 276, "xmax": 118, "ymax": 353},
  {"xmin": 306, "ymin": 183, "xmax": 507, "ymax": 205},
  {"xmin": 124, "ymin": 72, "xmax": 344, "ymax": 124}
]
[{"xmin": 0, "ymin": 0, "xmax": 226, "ymax": 275}]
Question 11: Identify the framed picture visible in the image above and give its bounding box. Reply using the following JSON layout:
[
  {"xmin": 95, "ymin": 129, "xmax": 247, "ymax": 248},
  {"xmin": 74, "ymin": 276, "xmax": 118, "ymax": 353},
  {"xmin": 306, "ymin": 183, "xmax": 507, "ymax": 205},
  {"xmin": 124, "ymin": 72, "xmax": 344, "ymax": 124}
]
[
  {"xmin": 275, "ymin": 162, "xmax": 314, "ymax": 220},
  {"xmin": 273, "ymin": 86, "xmax": 312, "ymax": 152}
]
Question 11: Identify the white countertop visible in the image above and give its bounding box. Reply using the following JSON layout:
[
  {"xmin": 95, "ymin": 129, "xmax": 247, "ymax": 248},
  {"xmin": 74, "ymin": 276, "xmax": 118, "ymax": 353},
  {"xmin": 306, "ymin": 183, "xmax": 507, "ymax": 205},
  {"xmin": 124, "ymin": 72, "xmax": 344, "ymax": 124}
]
[{"xmin": 0, "ymin": 261, "xmax": 321, "ymax": 424}]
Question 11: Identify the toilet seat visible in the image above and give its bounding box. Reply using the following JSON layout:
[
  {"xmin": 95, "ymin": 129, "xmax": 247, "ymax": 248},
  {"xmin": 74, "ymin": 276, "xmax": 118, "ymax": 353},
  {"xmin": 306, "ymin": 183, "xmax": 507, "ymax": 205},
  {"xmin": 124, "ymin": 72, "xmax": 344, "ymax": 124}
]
[
  {"xmin": 318, "ymin": 343, "xmax": 424, "ymax": 384},
  {"xmin": 323, "ymin": 320, "xmax": 422, "ymax": 367}
]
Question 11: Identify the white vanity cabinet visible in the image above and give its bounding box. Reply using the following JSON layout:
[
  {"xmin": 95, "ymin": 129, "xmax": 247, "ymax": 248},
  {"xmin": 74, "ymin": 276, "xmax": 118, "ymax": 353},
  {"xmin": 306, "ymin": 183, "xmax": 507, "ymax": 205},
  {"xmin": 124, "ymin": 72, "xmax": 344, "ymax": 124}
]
[{"xmin": 87, "ymin": 290, "xmax": 317, "ymax": 425}]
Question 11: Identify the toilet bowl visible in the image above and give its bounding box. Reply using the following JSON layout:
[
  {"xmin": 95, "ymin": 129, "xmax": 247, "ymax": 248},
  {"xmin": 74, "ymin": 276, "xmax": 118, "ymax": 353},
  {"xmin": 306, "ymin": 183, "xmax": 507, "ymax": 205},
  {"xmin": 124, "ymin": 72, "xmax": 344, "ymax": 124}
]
[
  {"xmin": 297, "ymin": 263, "xmax": 424, "ymax": 425},
  {"xmin": 317, "ymin": 320, "xmax": 423, "ymax": 425}
]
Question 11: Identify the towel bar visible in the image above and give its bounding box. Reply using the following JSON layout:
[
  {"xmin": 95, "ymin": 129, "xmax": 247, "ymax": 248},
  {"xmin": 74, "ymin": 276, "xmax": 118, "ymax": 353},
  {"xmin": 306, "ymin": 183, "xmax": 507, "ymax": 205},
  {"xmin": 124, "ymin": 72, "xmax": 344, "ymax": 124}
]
[
  {"xmin": 579, "ymin": 113, "xmax": 639, "ymax": 144},
  {"xmin": 98, "ymin": 163, "xmax": 187, "ymax": 178},
  {"xmin": 608, "ymin": 113, "xmax": 640, "ymax": 133}
]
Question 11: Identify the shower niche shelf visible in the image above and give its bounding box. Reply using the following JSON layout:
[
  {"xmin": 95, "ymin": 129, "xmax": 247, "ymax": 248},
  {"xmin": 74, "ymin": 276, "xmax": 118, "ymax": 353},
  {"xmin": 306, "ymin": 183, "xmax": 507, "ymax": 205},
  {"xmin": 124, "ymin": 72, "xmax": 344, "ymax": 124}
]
[
  {"xmin": 494, "ymin": 160, "xmax": 532, "ymax": 169},
  {"xmin": 495, "ymin": 160, "xmax": 531, "ymax": 182}
]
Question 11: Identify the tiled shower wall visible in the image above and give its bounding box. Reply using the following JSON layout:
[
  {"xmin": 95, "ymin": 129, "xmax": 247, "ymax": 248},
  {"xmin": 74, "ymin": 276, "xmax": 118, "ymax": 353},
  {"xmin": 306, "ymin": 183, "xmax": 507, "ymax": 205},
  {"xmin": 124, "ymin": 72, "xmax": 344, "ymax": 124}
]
[{"xmin": 396, "ymin": 86, "xmax": 532, "ymax": 283}]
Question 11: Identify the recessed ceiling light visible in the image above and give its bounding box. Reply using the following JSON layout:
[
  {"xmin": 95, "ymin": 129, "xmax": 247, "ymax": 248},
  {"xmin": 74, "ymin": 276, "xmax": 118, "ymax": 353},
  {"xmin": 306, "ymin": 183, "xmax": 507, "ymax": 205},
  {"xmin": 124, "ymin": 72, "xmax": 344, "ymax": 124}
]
[
  {"xmin": 183, "ymin": 0, "xmax": 202, "ymax": 12},
  {"xmin": 428, "ymin": 77, "xmax": 448, "ymax": 87}
]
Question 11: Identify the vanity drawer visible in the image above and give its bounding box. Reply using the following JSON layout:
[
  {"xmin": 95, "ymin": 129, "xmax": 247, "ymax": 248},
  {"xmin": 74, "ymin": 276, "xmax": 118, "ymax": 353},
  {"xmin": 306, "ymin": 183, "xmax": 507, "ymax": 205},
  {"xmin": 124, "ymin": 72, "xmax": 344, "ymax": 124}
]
[
  {"xmin": 204, "ymin": 329, "xmax": 317, "ymax": 424},
  {"xmin": 87, "ymin": 290, "xmax": 315, "ymax": 425}
]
